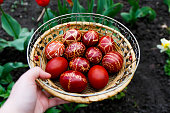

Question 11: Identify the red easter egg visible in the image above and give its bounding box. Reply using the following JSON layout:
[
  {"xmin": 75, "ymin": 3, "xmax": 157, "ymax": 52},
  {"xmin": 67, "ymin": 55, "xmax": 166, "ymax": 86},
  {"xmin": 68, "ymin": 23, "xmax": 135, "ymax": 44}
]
[
  {"xmin": 85, "ymin": 47, "xmax": 102, "ymax": 64},
  {"xmin": 98, "ymin": 36, "xmax": 116, "ymax": 54},
  {"xmin": 88, "ymin": 65, "xmax": 109, "ymax": 90},
  {"xmin": 82, "ymin": 30, "xmax": 99, "ymax": 47},
  {"xmin": 45, "ymin": 57, "xmax": 68, "ymax": 79},
  {"xmin": 64, "ymin": 42, "xmax": 86, "ymax": 60},
  {"xmin": 62, "ymin": 29, "xmax": 81, "ymax": 45},
  {"xmin": 69, "ymin": 57, "xmax": 90, "ymax": 73},
  {"xmin": 102, "ymin": 51, "xmax": 123, "ymax": 73},
  {"xmin": 45, "ymin": 41, "xmax": 65, "ymax": 59},
  {"xmin": 60, "ymin": 70, "xmax": 87, "ymax": 93}
]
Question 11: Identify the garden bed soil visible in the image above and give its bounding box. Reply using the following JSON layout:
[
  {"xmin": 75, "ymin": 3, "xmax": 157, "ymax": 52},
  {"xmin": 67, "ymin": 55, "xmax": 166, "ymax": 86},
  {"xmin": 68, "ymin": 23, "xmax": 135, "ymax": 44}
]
[{"xmin": 0, "ymin": 0, "xmax": 170, "ymax": 113}]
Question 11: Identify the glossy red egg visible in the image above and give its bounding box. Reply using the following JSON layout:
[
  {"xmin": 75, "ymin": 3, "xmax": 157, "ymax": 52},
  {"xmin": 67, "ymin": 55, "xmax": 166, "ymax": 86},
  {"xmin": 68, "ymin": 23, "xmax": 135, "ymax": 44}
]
[
  {"xmin": 60, "ymin": 70, "xmax": 87, "ymax": 93},
  {"xmin": 85, "ymin": 47, "xmax": 102, "ymax": 64},
  {"xmin": 98, "ymin": 36, "xmax": 116, "ymax": 54},
  {"xmin": 45, "ymin": 41, "xmax": 65, "ymax": 59},
  {"xmin": 102, "ymin": 51, "xmax": 123, "ymax": 73},
  {"xmin": 45, "ymin": 57, "xmax": 68, "ymax": 79},
  {"xmin": 88, "ymin": 65, "xmax": 109, "ymax": 90},
  {"xmin": 69, "ymin": 57, "xmax": 90, "ymax": 73},
  {"xmin": 64, "ymin": 42, "xmax": 86, "ymax": 60},
  {"xmin": 82, "ymin": 30, "xmax": 99, "ymax": 47},
  {"xmin": 62, "ymin": 29, "xmax": 81, "ymax": 45}
]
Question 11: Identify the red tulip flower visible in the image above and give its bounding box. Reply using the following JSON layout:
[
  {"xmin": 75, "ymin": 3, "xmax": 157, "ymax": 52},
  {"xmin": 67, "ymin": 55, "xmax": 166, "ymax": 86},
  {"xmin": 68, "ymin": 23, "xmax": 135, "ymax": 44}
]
[
  {"xmin": 35, "ymin": 0, "xmax": 50, "ymax": 7},
  {"xmin": 67, "ymin": 0, "xmax": 73, "ymax": 7},
  {"xmin": 0, "ymin": 0, "xmax": 3, "ymax": 4}
]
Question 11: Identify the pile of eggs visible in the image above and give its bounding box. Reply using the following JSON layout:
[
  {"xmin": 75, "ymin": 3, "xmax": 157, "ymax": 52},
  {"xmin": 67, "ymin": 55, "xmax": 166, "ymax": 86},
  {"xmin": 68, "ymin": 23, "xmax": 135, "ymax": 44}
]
[{"xmin": 44, "ymin": 29, "xmax": 123, "ymax": 93}]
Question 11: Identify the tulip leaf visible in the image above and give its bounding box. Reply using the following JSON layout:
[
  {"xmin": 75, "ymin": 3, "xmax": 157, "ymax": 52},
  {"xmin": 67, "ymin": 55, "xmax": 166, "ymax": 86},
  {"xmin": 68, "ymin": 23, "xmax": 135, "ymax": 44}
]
[
  {"xmin": 88, "ymin": 0, "xmax": 94, "ymax": 13},
  {"xmin": 45, "ymin": 107, "xmax": 61, "ymax": 113},
  {"xmin": 97, "ymin": 0, "xmax": 104, "ymax": 14},
  {"xmin": 103, "ymin": 3, "xmax": 123, "ymax": 18},
  {"xmin": 1, "ymin": 12, "xmax": 21, "ymax": 39}
]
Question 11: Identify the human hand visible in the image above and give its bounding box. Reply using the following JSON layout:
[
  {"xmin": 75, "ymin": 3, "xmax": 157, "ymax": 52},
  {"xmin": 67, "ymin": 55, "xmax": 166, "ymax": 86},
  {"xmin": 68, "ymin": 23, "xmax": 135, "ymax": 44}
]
[{"xmin": 0, "ymin": 67, "xmax": 68, "ymax": 113}]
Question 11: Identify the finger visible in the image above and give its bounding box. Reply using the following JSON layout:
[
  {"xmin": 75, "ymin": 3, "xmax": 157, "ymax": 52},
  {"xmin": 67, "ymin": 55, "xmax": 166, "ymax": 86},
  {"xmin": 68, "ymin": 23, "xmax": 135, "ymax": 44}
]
[
  {"xmin": 48, "ymin": 97, "xmax": 69, "ymax": 108},
  {"xmin": 22, "ymin": 67, "xmax": 51, "ymax": 81}
]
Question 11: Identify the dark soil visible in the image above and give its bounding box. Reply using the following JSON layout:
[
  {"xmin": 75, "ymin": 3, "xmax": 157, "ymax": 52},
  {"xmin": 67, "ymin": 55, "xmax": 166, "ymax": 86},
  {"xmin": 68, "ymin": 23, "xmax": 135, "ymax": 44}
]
[{"xmin": 0, "ymin": 0, "xmax": 170, "ymax": 113}]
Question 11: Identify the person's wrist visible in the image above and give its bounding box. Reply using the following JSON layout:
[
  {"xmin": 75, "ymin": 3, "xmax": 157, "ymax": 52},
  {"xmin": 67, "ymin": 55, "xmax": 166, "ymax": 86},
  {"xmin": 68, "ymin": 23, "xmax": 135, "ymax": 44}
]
[{"xmin": 0, "ymin": 98, "xmax": 21, "ymax": 113}]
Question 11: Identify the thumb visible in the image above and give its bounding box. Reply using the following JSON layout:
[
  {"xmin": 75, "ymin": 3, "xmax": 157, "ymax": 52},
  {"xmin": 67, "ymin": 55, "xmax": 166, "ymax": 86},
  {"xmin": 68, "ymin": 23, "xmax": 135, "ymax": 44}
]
[{"xmin": 22, "ymin": 67, "xmax": 51, "ymax": 81}]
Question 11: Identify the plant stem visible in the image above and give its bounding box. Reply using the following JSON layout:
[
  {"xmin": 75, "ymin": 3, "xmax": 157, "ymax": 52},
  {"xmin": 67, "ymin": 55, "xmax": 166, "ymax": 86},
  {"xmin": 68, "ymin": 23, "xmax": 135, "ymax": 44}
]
[
  {"xmin": 45, "ymin": 7, "xmax": 50, "ymax": 21},
  {"xmin": 0, "ymin": 6, "xmax": 18, "ymax": 39}
]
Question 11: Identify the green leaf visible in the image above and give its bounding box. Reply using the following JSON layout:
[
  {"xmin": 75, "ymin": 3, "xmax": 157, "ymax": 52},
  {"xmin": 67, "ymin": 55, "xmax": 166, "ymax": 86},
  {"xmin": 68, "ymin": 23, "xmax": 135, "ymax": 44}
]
[
  {"xmin": 128, "ymin": 0, "xmax": 139, "ymax": 8},
  {"xmin": 103, "ymin": 3, "xmax": 123, "ymax": 18},
  {"xmin": 0, "ymin": 65, "xmax": 4, "ymax": 78},
  {"xmin": 72, "ymin": 0, "xmax": 86, "ymax": 13},
  {"xmin": 1, "ymin": 13, "xmax": 21, "ymax": 39},
  {"xmin": 23, "ymin": 28, "xmax": 34, "ymax": 51},
  {"xmin": 0, "ymin": 38, "xmax": 26, "ymax": 51},
  {"xmin": 0, "ymin": 28, "xmax": 33, "ymax": 51},
  {"xmin": 116, "ymin": 92, "xmax": 125, "ymax": 100},
  {"xmin": 121, "ymin": 12, "xmax": 131, "ymax": 23},
  {"xmin": 88, "ymin": 0, "xmax": 94, "ymax": 13},
  {"xmin": 45, "ymin": 107, "xmax": 61, "ymax": 113},
  {"xmin": 43, "ymin": 8, "xmax": 56, "ymax": 23},
  {"xmin": 97, "ymin": 0, "xmax": 104, "ymax": 14},
  {"xmin": 7, "ymin": 82, "xmax": 14, "ymax": 91},
  {"xmin": 0, "ymin": 38, "xmax": 9, "ymax": 51},
  {"xmin": 0, "ymin": 84, "xmax": 6, "ymax": 94},
  {"xmin": 0, "ymin": 100, "xmax": 6, "ymax": 107},
  {"xmin": 164, "ymin": 0, "xmax": 170, "ymax": 12},
  {"xmin": 58, "ymin": 0, "xmax": 64, "ymax": 15},
  {"xmin": 73, "ymin": 104, "xmax": 88, "ymax": 113},
  {"xmin": 63, "ymin": 104, "xmax": 72, "ymax": 112},
  {"xmin": 58, "ymin": 0, "xmax": 68, "ymax": 15},
  {"xmin": 164, "ymin": 59, "xmax": 170, "ymax": 76},
  {"xmin": 0, "ymin": 74, "xmax": 13, "ymax": 85},
  {"xmin": 166, "ymin": 49, "xmax": 170, "ymax": 57},
  {"xmin": 9, "ymin": 37, "xmax": 27, "ymax": 51},
  {"xmin": 136, "ymin": 6, "xmax": 156, "ymax": 21},
  {"xmin": 2, "ymin": 62, "xmax": 28, "ymax": 77}
]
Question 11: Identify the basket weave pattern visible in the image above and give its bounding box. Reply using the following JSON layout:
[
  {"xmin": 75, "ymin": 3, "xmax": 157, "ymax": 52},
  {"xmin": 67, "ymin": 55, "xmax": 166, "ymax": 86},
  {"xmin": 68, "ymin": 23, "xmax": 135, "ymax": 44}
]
[{"xmin": 27, "ymin": 13, "xmax": 140, "ymax": 103}]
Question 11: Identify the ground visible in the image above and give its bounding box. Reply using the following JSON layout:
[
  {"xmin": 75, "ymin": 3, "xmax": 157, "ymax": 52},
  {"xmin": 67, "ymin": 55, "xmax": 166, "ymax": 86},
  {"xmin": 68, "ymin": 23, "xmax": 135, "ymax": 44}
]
[{"xmin": 0, "ymin": 0, "xmax": 170, "ymax": 113}]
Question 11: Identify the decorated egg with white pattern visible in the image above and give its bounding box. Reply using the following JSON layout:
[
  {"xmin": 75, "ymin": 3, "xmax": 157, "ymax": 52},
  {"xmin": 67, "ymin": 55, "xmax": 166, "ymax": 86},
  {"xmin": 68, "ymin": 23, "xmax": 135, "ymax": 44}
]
[
  {"xmin": 64, "ymin": 42, "xmax": 86, "ymax": 60},
  {"xmin": 62, "ymin": 29, "xmax": 81, "ymax": 45},
  {"xmin": 69, "ymin": 57, "xmax": 90, "ymax": 73},
  {"xmin": 82, "ymin": 30, "xmax": 99, "ymax": 47},
  {"xmin": 60, "ymin": 70, "xmax": 87, "ymax": 93},
  {"xmin": 98, "ymin": 36, "xmax": 116, "ymax": 54},
  {"xmin": 85, "ymin": 47, "xmax": 102, "ymax": 64},
  {"xmin": 102, "ymin": 51, "xmax": 123, "ymax": 73},
  {"xmin": 45, "ymin": 41, "xmax": 65, "ymax": 59}
]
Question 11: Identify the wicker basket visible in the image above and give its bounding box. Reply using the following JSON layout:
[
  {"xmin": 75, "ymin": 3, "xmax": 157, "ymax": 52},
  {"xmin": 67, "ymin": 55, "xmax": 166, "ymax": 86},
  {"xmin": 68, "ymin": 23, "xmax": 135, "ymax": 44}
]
[{"xmin": 27, "ymin": 13, "xmax": 140, "ymax": 103}]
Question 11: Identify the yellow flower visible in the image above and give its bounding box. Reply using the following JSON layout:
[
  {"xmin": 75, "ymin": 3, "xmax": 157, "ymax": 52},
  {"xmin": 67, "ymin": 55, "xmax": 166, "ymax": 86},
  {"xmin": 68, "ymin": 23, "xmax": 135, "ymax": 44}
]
[{"xmin": 157, "ymin": 38, "xmax": 170, "ymax": 52}]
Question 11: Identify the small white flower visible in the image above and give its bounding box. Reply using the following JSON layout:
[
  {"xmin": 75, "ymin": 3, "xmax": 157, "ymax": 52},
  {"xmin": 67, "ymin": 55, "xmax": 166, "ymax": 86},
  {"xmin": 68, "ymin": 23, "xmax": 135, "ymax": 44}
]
[{"xmin": 157, "ymin": 38, "xmax": 170, "ymax": 53}]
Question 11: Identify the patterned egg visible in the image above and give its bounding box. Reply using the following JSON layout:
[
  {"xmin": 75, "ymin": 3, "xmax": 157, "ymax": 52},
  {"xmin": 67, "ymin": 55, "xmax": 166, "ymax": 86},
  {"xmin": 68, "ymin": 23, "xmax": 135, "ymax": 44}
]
[
  {"xmin": 45, "ymin": 41, "xmax": 65, "ymax": 59},
  {"xmin": 82, "ymin": 30, "xmax": 99, "ymax": 47},
  {"xmin": 60, "ymin": 70, "xmax": 87, "ymax": 93},
  {"xmin": 102, "ymin": 51, "xmax": 123, "ymax": 73},
  {"xmin": 98, "ymin": 36, "xmax": 116, "ymax": 54},
  {"xmin": 69, "ymin": 57, "xmax": 90, "ymax": 73},
  {"xmin": 64, "ymin": 42, "xmax": 86, "ymax": 60},
  {"xmin": 85, "ymin": 47, "xmax": 102, "ymax": 64},
  {"xmin": 62, "ymin": 29, "xmax": 81, "ymax": 45}
]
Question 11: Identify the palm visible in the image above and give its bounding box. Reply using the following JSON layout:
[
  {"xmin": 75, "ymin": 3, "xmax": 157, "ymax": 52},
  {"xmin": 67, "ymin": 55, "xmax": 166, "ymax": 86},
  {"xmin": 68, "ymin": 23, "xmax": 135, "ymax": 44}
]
[{"xmin": 34, "ymin": 87, "xmax": 50, "ymax": 113}]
